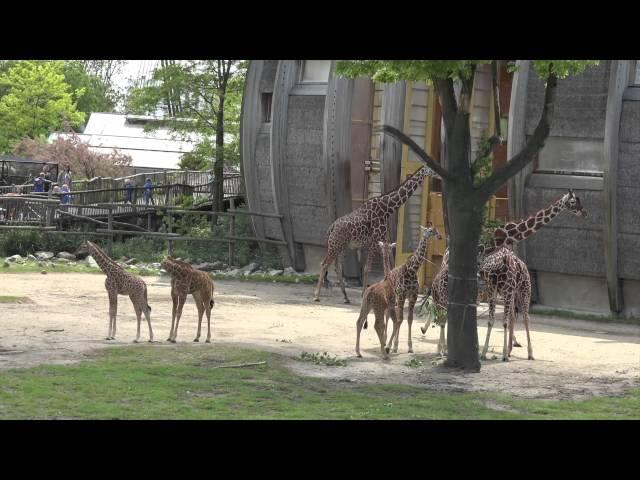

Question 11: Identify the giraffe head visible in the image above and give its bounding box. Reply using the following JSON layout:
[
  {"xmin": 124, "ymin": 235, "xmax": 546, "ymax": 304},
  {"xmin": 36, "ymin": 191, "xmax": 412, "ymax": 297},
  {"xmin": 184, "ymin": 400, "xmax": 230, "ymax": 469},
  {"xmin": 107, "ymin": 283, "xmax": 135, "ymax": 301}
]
[
  {"xmin": 377, "ymin": 241, "xmax": 397, "ymax": 256},
  {"xmin": 74, "ymin": 240, "xmax": 94, "ymax": 258},
  {"xmin": 420, "ymin": 222, "xmax": 442, "ymax": 241},
  {"xmin": 561, "ymin": 189, "xmax": 587, "ymax": 217}
]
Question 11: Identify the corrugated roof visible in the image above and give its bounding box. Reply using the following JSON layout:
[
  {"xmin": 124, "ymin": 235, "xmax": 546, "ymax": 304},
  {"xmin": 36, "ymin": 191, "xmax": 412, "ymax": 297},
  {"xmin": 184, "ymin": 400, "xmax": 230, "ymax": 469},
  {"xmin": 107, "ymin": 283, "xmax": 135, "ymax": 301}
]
[{"xmin": 48, "ymin": 113, "xmax": 230, "ymax": 170}]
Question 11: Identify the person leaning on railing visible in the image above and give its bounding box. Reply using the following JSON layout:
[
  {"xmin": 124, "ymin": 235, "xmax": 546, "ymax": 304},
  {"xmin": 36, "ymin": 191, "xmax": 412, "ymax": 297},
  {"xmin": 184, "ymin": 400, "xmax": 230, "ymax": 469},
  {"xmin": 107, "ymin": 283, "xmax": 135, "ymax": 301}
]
[{"xmin": 124, "ymin": 178, "xmax": 134, "ymax": 204}]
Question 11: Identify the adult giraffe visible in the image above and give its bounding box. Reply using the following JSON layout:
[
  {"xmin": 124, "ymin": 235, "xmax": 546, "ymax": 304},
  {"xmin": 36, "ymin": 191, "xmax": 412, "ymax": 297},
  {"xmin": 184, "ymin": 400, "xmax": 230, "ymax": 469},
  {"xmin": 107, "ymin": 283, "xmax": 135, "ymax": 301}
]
[{"xmin": 313, "ymin": 165, "xmax": 439, "ymax": 304}]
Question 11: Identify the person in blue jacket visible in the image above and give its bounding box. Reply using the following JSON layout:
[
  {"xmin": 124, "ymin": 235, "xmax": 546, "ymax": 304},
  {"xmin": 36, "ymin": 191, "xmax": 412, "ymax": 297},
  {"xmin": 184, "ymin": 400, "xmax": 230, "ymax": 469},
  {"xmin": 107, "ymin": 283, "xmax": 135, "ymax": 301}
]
[
  {"xmin": 33, "ymin": 173, "xmax": 45, "ymax": 193},
  {"xmin": 124, "ymin": 178, "xmax": 134, "ymax": 204},
  {"xmin": 143, "ymin": 178, "xmax": 154, "ymax": 205}
]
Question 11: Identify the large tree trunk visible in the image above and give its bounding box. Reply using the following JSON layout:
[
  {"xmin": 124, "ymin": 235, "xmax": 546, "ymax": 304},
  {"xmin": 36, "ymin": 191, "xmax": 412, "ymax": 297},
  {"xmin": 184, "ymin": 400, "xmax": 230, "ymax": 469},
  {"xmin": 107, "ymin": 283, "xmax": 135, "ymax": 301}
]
[{"xmin": 445, "ymin": 188, "xmax": 483, "ymax": 371}]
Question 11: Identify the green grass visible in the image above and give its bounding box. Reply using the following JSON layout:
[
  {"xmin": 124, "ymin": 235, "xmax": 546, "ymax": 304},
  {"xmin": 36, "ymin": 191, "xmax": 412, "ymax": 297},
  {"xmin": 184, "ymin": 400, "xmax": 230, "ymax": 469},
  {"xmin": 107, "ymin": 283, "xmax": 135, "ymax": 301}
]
[
  {"xmin": 530, "ymin": 305, "xmax": 640, "ymax": 325},
  {"xmin": 0, "ymin": 258, "xmax": 159, "ymax": 277},
  {"xmin": 0, "ymin": 345, "xmax": 637, "ymax": 419},
  {"xmin": 0, "ymin": 295, "xmax": 32, "ymax": 303}
]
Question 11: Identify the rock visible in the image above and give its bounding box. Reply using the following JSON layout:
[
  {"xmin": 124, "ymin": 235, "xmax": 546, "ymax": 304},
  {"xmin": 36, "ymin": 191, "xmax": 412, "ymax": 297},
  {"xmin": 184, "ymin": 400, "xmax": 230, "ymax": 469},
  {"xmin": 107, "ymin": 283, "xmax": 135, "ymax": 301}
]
[
  {"xmin": 35, "ymin": 251, "xmax": 55, "ymax": 261},
  {"xmin": 211, "ymin": 261, "xmax": 225, "ymax": 270},
  {"xmin": 268, "ymin": 269, "xmax": 284, "ymax": 277},
  {"xmin": 124, "ymin": 258, "xmax": 138, "ymax": 265},
  {"xmin": 6, "ymin": 254, "xmax": 24, "ymax": 263},
  {"xmin": 150, "ymin": 263, "xmax": 161, "ymax": 270},
  {"xmin": 41, "ymin": 271, "xmax": 47, "ymax": 275},
  {"xmin": 27, "ymin": 254, "xmax": 37, "ymax": 262},
  {"xmin": 193, "ymin": 262, "xmax": 217, "ymax": 272},
  {"xmin": 243, "ymin": 270, "xmax": 252, "ymax": 277},
  {"xmin": 53, "ymin": 258, "xmax": 71, "ymax": 264},
  {"xmin": 85, "ymin": 256, "xmax": 99, "ymax": 268},
  {"xmin": 227, "ymin": 269, "xmax": 241, "ymax": 277},
  {"xmin": 283, "ymin": 267, "xmax": 297, "ymax": 275},
  {"xmin": 241, "ymin": 263, "xmax": 259, "ymax": 274},
  {"xmin": 56, "ymin": 252, "xmax": 77, "ymax": 261}
]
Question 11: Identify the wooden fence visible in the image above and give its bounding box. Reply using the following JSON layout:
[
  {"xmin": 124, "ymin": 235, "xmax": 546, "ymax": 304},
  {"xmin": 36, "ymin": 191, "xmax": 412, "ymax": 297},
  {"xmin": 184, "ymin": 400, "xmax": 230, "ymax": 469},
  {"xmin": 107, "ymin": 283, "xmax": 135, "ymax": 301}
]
[{"xmin": 0, "ymin": 195, "xmax": 284, "ymax": 267}]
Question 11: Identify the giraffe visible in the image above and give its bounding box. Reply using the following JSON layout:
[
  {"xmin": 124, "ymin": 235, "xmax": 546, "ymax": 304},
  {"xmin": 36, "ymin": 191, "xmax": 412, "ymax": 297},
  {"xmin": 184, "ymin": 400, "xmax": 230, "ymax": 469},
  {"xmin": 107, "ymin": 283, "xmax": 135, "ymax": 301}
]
[
  {"xmin": 421, "ymin": 189, "xmax": 587, "ymax": 352},
  {"xmin": 161, "ymin": 257, "xmax": 215, "ymax": 343},
  {"xmin": 355, "ymin": 241, "xmax": 396, "ymax": 360},
  {"xmin": 385, "ymin": 224, "xmax": 441, "ymax": 354},
  {"xmin": 478, "ymin": 247, "xmax": 533, "ymax": 361},
  {"xmin": 75, "ymin": 240, "xmax": 154, "ymax": 343},
  {"xmin": 313, "ymin": 165, "xmax": 438, "ymax": 304}
]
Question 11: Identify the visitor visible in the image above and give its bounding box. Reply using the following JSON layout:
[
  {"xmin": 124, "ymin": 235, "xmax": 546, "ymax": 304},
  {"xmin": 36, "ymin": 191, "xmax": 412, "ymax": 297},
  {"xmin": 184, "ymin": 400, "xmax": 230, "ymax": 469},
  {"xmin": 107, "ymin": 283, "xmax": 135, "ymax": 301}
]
[
  {"xmin": 33, "ymin": 173, "xmax": 45, "ymax": 193},
  {"xmin": 58, "ymin": 166, "xmax": 72, "ymax": 188},
  {"xmin": 143, "ymin": 178, "xmax": 154, "ymax": 206},
  {"xmin": 60, "ymin": 184, "xmax": 71, "ymax": 205},
  {"xmin": 43, "ymin": 169, "xmax": 52, "ymax": 193},
  {"xmin": 124, "ymin": 178, "xmax": 134, "ymax": 204}
]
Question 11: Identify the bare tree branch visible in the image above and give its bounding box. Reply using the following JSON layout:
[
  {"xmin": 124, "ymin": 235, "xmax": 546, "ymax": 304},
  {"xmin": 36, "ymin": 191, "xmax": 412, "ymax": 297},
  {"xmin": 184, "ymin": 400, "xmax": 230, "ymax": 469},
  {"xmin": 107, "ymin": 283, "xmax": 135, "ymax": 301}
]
[
  {"xmin": 479, "ymin": 73, "xmax": 558, "ymax": 197},
  {"xmin": 491, "ymin": 60, "xmax": 502, "ymax": 140},
  {"xmin": 378, "ymin": 125, "xmax": 454, "ymax": 181}
]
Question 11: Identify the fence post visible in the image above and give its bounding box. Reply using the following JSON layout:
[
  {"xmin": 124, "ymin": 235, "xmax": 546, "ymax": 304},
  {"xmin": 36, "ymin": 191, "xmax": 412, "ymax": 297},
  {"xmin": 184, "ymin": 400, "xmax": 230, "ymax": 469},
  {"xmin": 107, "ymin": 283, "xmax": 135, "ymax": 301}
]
[
  {"xmin": 228, "ymin": 198, "xmax": 236, "ymax": 267},
  {"xmin": 107, "ymin": 206, "xmax": 114, "ymax": 257}
]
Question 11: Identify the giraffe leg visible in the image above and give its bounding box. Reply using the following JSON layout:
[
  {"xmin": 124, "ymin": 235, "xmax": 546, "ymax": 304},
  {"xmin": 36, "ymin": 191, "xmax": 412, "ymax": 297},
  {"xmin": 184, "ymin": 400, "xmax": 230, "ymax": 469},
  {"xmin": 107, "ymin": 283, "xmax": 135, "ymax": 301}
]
[
  {"xmin": 407, "ymin": 294, "xmax": 417, "ymax": 353},
  {"xmin": 335, "ymin": 252, "xmax": 350, "ymax": 304},
  {"xmin": 385, "ymin": 306, "xmax": 400, "ymax": 355},
  {"xmin": 193, "ymin": 294, "xmax": 205, "ymax": 342},
  {"xmin": 362, "ymin": 247, "xmax": 374, "ymax": 294},
  {"xmin": 439, "ymin": 323, "xmax": 447, "ymax": 356},
  {"xmin": 133, "ymin": 303, "xmax": 142, "ymax": 343},
  {"xmin": 355, "ymin": 308, "xmax": 368, "ymax": 358},
  {"xmin": 168, "ymin": 288, "xmax": 178, "ymax": 341},
  {"xmin": 313, "ymin": 251, "xmax": 336, "ymax": 302},
  {"xmin": 205, "ymin": 301, "xmax": 212, "ymax": 343},
  {"xmin": 524, "ymin": 308, "xmax": 534, "ymax": 360},
  {"xmin": 502, "ymin": 294, "xmax": 513, "ymax": 362},
  {"xmin": 373, "ymin": 310, "xmax": 389, "ymax": 360},
  {"xmin": 107, "ymin": 291, "xmax": 117, "ymax": 340},
  {"xmin": 170, "ymin": 295, "xmax": 187, "ymax": 342},
  {"xmin": 390, "ymin": 296, "xmax": 405, "ymax": 354},
  {"xmin": 480, "ymin": 294, "xmax": 496, "ymax": 360}
]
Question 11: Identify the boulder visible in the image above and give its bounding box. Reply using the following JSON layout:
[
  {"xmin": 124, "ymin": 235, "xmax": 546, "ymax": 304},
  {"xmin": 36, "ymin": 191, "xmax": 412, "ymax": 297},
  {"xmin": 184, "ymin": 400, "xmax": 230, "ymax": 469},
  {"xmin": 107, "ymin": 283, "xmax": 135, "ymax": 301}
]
[
  {"xmin": 268, "ymin": 269, "xmax": 284, "ymax": 277},
  {"xmin": 6, "ymin": 254, "xmax": 24, "ymax": 263},
  {"xmin": 227, "ymin": 269, "xmax": 242, "ymax": 277},
  {"xmin": 241, "ymin": 263, "xmax": 259, "ymax": 274},
  {"xmin": 150, "ymin": 263, "xmax": 161, "ymax": 270},
  {"xmin": 283, "ymin": 267, "xmax": 297, "ymax": 275},
  {"xmin": 193, "ymin": 262, "xmax": 216, "ymax": 272},
  {"xmin": 53, "ymin": 258, "xmax": 71, "ymax": 264},
  {"xmin": 85, "ymin": 256, "xmax": 99, "ymax": 268},
  {"xmin": 56, "ymin": 252, "xmax": 77, "ymax": 261},
  {"xmin": 124, "ymin": 258, "xmax": 138, "ymax": 265},
  {"xmin": 27, "ymin": 254, "xmax": 37, "ymax": 262},
  {"xmin": 35, "ymin": 251, "xmax": 55, "ymax": 261}
]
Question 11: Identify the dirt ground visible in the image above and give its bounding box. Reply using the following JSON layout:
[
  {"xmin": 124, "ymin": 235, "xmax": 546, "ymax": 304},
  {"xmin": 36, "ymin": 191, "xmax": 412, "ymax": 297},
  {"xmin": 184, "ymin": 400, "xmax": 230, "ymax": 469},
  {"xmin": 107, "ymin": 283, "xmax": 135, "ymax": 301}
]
[{"xmin": 0, "ymin": 273, "xmax": 638, "ymax": 401}]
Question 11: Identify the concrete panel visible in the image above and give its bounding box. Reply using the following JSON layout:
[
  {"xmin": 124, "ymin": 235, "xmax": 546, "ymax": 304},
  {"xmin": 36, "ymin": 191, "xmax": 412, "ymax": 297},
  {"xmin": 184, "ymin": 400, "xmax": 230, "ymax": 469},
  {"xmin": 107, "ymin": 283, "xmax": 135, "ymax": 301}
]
[
  {"xmin": 618, "ymin": 233, "xmax": 640, "ymax": 281},
  {"xmin": 536, "ymin": 271, "xmax": 610, "ymax": 315},
  {"xmin": 536, "ymin": 137, "xmax": 604, "ymax": 173},
  {"xmin": 622, "ymin": 279, "xmax": 640, "ymax": 317},
  {"xmin": 525, "ymin": 61, "xmax": 609, "ymax": 139}
]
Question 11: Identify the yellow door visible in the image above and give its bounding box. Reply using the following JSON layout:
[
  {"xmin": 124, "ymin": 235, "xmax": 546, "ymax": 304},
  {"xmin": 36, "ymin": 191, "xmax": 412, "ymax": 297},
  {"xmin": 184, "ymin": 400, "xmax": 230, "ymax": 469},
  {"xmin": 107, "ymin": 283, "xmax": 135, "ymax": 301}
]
[{"xmin": 394, "ymin": 83, "xmax": 447, "ymax": 290}]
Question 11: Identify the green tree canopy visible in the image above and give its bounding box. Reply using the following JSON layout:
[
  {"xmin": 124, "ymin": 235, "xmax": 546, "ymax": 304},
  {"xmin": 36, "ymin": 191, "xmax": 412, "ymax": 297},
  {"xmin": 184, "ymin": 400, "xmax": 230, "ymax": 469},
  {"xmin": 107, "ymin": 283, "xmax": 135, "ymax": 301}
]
[{"xmin": 0, "ymin": 60, "xmax": 85, "ymax": 153}]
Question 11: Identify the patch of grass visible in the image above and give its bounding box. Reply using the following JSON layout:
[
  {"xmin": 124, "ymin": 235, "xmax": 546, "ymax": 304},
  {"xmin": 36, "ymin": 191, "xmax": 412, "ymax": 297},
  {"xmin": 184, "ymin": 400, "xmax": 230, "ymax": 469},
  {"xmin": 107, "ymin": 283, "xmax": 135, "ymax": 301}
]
[
  {"xmin": 0, "ymin": 259, "xmax": 159, "ymax": 277},
  {"xmin": 0, "ymin": 295, "xmax": 33, "ymax": 304},
  {"xmin": 530, "ymin": 305, "xmax": 640, "ymax": 326},
  {"xmin": 404, "ymin": 357, "xmax": 423, "ymax": 369},
  {"xmin": 0, "ymin": 345, "xmax": 637, "ymax": 419},
  {"xmin": 299, "ymin": 351, "xmax": 347, "ymax": 367}
]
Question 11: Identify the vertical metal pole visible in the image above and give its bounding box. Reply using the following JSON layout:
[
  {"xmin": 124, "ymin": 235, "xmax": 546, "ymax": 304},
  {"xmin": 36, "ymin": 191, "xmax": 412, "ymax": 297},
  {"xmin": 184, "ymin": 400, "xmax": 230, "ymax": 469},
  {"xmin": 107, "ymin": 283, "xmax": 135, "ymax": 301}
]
[{"xmin": 228, "ymin": 198, "xmax": 236, "ymax": 266}]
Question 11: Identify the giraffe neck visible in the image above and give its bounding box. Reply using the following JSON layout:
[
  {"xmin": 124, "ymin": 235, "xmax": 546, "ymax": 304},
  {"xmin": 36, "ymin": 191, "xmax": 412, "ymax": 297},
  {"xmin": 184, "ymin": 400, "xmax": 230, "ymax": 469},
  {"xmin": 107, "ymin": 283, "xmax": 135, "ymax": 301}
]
[
  {"xmin": 382, "ymin": 246, "xmax": 392, "ymax": 279},
  {"xmin": 376, "ymin": 166, "xmax": 432, "ymax": 215},
  {"xmin": 163, "ymin": 259, "xmax": 190, "ymax": 279},
  {"xmin": 86, "ymin": 242, "xmax": 121, "ymax": 276},
  {"xmin": 492, "ymin": 197, "xmax": 568, "ymax": 248},
  {"xmin": 406, "ymin": 233, "xmax": 430, "ymax": 274}
]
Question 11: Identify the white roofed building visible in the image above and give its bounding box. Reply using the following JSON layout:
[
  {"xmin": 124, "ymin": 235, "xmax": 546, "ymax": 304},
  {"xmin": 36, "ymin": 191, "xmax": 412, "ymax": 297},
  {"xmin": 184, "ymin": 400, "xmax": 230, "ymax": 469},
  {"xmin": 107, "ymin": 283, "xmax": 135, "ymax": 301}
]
[{"xmin": 49, "ymin": 112, "xmax": 203, "ymax": 173}]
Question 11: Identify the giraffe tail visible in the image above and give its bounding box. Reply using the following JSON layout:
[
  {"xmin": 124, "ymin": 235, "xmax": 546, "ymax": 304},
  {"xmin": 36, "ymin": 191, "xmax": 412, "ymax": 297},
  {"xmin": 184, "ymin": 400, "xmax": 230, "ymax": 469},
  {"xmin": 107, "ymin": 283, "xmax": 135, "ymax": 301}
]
[
  {"xmin": 144, "ymin": 286, "xmax": 152, "ymax": 312},
  {"xmin": 209, "ymin": 280, "xmax": 215, "ymax": 308},
  {"xmin": 358, "ymin": 288, "xmax": 370, "ymax": 330}
]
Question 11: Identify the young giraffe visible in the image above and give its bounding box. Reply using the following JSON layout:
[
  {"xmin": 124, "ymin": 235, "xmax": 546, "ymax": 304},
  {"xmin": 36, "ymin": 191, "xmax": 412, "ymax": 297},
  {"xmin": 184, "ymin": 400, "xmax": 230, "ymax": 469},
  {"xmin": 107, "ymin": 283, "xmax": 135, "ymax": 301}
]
[
  {"xmin": 161, "ymin": 257, "xmax": 215, "ymax": 343},
  {"xmin": 313, "ymin": 165, "xmax": 438, "ymax": 304},
  {"xmin": 421, "ymin": 189, "xmax": 587, "ymax": 351},
  {"xmin": 478, "ymin": 247, "xmax": 533, "ymax": 361},
  {"xmin": 355, "ymin": 241, "xmax": 396, "ymax": 359},
  {"xmin": 385, "ymin": 224, "xmax": 441, "ymax": 354},
  {"xmin": 76, "ymin": 240, "xmax": 154, "ymax": 343}
]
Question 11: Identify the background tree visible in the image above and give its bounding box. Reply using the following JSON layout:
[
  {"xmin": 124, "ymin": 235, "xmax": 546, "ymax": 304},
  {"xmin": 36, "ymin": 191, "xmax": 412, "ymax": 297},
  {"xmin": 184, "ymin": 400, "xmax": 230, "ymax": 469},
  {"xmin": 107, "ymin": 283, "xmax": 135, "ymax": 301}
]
[
  {"xmin": 0, "ymin": 61, "xmax": 85, "ymax": 153},
  {"xmin": 62, "ymin": 60, "xmax": 125, "ymax": 122},
  {"xmin": 336, "ymin": 60, "xmax": 598, "ymax": 371},
  {"xmin": 126, "ymin": 60, "xmax": 246, "ymax": 212},
  {"xmin": 13, "ymin": 132, "xmax": 132, "ymax": 180}
]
